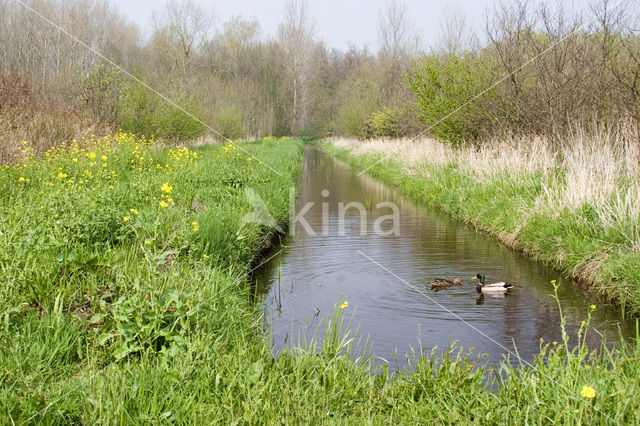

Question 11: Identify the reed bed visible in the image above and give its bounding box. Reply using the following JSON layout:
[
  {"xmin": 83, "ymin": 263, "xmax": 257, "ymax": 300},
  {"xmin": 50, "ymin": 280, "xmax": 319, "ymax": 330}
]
[{"xmin": 329, "ymin": 125, "xmax": 640, "ymax": 310}]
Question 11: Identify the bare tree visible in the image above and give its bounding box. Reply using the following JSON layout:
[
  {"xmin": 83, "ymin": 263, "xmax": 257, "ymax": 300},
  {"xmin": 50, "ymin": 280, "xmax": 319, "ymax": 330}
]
[
  {"xmin": 152, "ymin": 0, "xmax": 213, "ymax": 76},
  {"xmin": 437, "ymin": 6, "xmax": 478, "ymax": 56},
  {"xmin": 590, "ymin": 0, "xmax": 640, "ymax": 119},
  {"xmin": 378, "ymin": 0, "xmax": 419, "ymax": 58},
  {"xmin": 0, "ymin": 0, "xmax": 138, "ymax": 98},
  {"xmin": 377, "ymin": 0, "xmax": 418, "ymax": 109},
  {"xmin": 277, "ymin": 0, "xmax": 316, "ymax": 136}
]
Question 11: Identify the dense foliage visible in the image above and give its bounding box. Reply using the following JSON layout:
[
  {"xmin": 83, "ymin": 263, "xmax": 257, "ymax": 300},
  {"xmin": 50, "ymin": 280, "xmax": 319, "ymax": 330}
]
[{"xmin": 407, "ymin": 55, "xmax": 497, "ymax": 144}]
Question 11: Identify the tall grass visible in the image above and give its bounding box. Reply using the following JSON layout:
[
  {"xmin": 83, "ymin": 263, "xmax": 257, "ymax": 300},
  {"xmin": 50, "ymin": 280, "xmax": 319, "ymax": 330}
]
[
  {"xmin": 0, "ymin": 134, "xmax": 305, "ymax": 422},
  {"xmin": 2, "ymin": 134, "xmax": 640, "ymax": 423},
  {"xmin": 328, "ymin": 124, "xmax": 640, "ymax": 311}
]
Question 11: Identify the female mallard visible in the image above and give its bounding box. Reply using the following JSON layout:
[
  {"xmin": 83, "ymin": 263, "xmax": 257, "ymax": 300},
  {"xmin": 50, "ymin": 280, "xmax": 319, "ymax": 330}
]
[
  {"xmin": 472, "ymin": 273, "xmax": 514, "ymax": 293},
  {"xmin": 431, "ymin": 277, "xmax": 463, "ymax": 290}
]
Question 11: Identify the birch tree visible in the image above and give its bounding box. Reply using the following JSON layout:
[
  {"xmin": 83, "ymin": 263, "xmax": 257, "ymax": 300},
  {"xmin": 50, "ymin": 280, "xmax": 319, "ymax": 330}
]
[{"xmin": 277, "ymin": 0, "xmax": 315, "ymax": 136}]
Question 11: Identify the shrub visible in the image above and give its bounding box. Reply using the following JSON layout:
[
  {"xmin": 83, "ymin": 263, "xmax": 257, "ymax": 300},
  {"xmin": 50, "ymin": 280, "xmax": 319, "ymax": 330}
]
[
  {"xmin": 368, "ymin": 107, "xmax": 402, "ymax": 138},
  {"xmin": 337, "ymin": 77, "xmax": 379, "ymax": 138},
  {"xmin": 80, "ymin": 63, "xmax": 124, "ymax": 125},
  {"xmin": 154, "ymin": 96, "xmax": 207, "ymax": 141},
  {"xmin": 0, "ymin": 71, "xmax": 98, "ymax": 163},
  {"xmin": 407, "ymin": 54, "xmax": 497, "ymax": 145},
  {"xmin": 0, "ymin": 71, "xmax": 33, "ymax": 112},
  {"xmin": 214, "ymin": 104, "xmax": 244, "ymax": 140},
  {"xmin": 119, "ymin": 82, "xmax": 206, "ymax": 142},
  {"xmin": 119, "ymin": 83, "xmax": 156, "ymax": 137}
]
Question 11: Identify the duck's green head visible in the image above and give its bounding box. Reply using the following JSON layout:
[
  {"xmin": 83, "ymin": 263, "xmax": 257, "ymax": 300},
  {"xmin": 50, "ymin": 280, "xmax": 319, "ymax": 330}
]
[{"xmin": 472, "ymin": 273, "xmax": 486, "ymax": 284}]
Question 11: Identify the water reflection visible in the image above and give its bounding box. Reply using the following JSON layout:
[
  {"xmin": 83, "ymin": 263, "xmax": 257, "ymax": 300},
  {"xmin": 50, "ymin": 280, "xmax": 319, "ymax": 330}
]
[{"xmin": 253, "ymin": 146, "xmax": 634, "ymax": 371}]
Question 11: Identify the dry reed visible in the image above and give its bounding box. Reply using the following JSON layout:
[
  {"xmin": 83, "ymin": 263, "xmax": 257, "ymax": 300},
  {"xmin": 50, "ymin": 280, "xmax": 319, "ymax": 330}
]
[{"xmin": 331, "ymin": 123, "xmax": 640, "ymax": 255}]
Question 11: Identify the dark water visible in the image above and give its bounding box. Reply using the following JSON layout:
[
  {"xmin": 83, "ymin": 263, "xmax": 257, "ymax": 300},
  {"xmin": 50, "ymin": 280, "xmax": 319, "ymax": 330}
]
[{"xmin": 254, "ymin": 146, "xmax": 635, "ymax": 370}]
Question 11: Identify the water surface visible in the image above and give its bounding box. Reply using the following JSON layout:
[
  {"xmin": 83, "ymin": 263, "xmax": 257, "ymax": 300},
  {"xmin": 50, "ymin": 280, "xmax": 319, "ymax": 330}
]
[{"xmin": 254, "ymin": 146, "xmax": 634, "ymax": 370}]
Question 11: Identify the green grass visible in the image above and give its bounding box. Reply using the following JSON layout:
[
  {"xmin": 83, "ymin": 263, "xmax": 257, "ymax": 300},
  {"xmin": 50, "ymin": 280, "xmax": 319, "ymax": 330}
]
[{"xmin": 1, "ymin": 136, "xmax": 639, "ymax": 423}]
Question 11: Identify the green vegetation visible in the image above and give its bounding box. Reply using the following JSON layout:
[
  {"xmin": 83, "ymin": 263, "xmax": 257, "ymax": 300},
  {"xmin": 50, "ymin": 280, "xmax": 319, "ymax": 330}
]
[
  {"xmin": 119, "ymin": 85, "xmax": 197, "ymax": 141},
  {"xmin": 406, "ymin": 16, "xmax": 640, "ymax": 144},
  {"xmin": 407, "ymin": 55, "xmax": 497, "ymax": 144},
  {"xmin": 213, "ymin": 104, "xmax": 245, "ymax": 140},
  {"xmin": 0, "ymin": 135, "xmax": 638, "ymax": 423},
  {"xmin": 337, "ymin": 77, "xmax": 381, "ymax": 138},
  {"xmin": 0, "ymin": 135, "xmax": 303, "ymax": 422},
  {"xmin": 109, "ymin": 79, "xmax": 207, "ymax": 142},
  {"xmin": 2, "ymin": 0, "xmax": 640, "ymax": 421}
]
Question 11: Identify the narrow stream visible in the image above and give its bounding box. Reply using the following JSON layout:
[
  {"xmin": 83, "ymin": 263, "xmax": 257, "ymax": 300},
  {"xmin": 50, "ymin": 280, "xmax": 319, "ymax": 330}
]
[{"xmin": 254, "ymin": 145, "xmax": 634, "ymax": 370}]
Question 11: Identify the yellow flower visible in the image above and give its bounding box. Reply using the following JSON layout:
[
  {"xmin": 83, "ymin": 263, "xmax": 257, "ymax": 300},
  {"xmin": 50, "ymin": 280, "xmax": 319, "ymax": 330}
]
[
  {"xmin": 590, "ymin": 304, "xmax": 597, "ymax": 311},
  {"xmin": 340, "ymin": 301, "xmax": 349, "ymax": 309},
  {"xmin": 123, "ymin": 216, "xmax": 130, "ymax": 222},
  {"xmin": 130, "ymin": 208, "xmax": 139, "ymax": 215},
  {"xmin": 581, "ymin": 386, "xmax": 596, "ymax": 399},
  {"xmin": 57, "ymin": 172, "xmax": 67, "ymax": 180},
  {"xmin": 72, "ymin": 157, "xmax": 78, "ymax": 163},
  {"xmin": 18, "ymin": 176, "xmax": 26, "ymax": 182},
  {"xmin": 191, "ymin": 221, "xmax": 199, "ymax": 233},
  {"xmin": 101, "ymin": 155, "xmax": 108, "ymax": 161},
  {"xmin": 144, "ymin": 239, "xmax": 152, "ymax": 245},
  {"xmin": 161, "ymin": 182, "xmax": 173, "ymax": 194},
  {"xmin": 159, "ymin": 200, "xmax": 169, "ymax": 208}
]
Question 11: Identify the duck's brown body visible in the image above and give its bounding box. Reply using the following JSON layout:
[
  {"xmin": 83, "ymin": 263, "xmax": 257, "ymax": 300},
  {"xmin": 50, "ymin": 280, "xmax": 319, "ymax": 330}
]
[{"xmin": 431, "ymin": 278, "xmax": 463, "ymax": 290}]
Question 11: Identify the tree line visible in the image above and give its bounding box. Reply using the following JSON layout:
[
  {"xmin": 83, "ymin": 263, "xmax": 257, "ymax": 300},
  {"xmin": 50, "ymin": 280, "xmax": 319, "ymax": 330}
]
[
  {"xmin": 1, "ymin": 0, "xmax": 639, "ymax": 157},
  {"xmin": 410, "ymin": 0, "xmax": 640, "ymax": 144}
]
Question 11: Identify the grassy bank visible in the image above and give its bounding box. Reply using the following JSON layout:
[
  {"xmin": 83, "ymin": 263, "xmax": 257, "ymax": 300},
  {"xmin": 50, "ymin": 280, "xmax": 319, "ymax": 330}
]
[
  {"xmin": 1, "ymin": 135, "xmax": 640, "ymax": 423},
  {"xmin": 324, "ymin": 131, "xmax": 640, "ymax": 315}
]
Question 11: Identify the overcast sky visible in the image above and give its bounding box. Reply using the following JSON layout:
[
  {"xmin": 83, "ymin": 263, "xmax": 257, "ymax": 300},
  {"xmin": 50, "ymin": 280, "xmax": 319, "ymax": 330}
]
[
  {"xmin": 110, "ymin": 0, "xmax": 599, "ymax": 51},
  {"xmin": 107, "ymin": 0, "xmax": 489, "ymax": 51}
]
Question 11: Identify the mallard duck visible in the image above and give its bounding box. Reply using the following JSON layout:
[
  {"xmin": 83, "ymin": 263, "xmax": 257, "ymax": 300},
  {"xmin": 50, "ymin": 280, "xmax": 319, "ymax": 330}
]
[
  {"xmin": 472, "ymin": 273, "xmax": 514, "ymax": 293},
  {"xmin": 430, "ymin": 277, "xmax": 463, "ymax": 290}
]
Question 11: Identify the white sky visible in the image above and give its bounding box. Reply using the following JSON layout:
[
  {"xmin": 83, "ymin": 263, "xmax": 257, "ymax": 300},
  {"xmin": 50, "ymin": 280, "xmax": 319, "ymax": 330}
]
[{"xmin": 109, "ymin": 0, "xmax": 595, "ymax": 51}]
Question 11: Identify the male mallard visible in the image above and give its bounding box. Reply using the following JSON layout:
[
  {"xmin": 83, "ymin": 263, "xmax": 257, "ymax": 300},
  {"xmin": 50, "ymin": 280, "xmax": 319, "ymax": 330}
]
[
  {"xmin": 472, "ymin": 273, "xmax": 514, "ymax": 293},
  {"xmin": 430, "ymin": 277, "xmax": 463, "ymax": 290}
]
